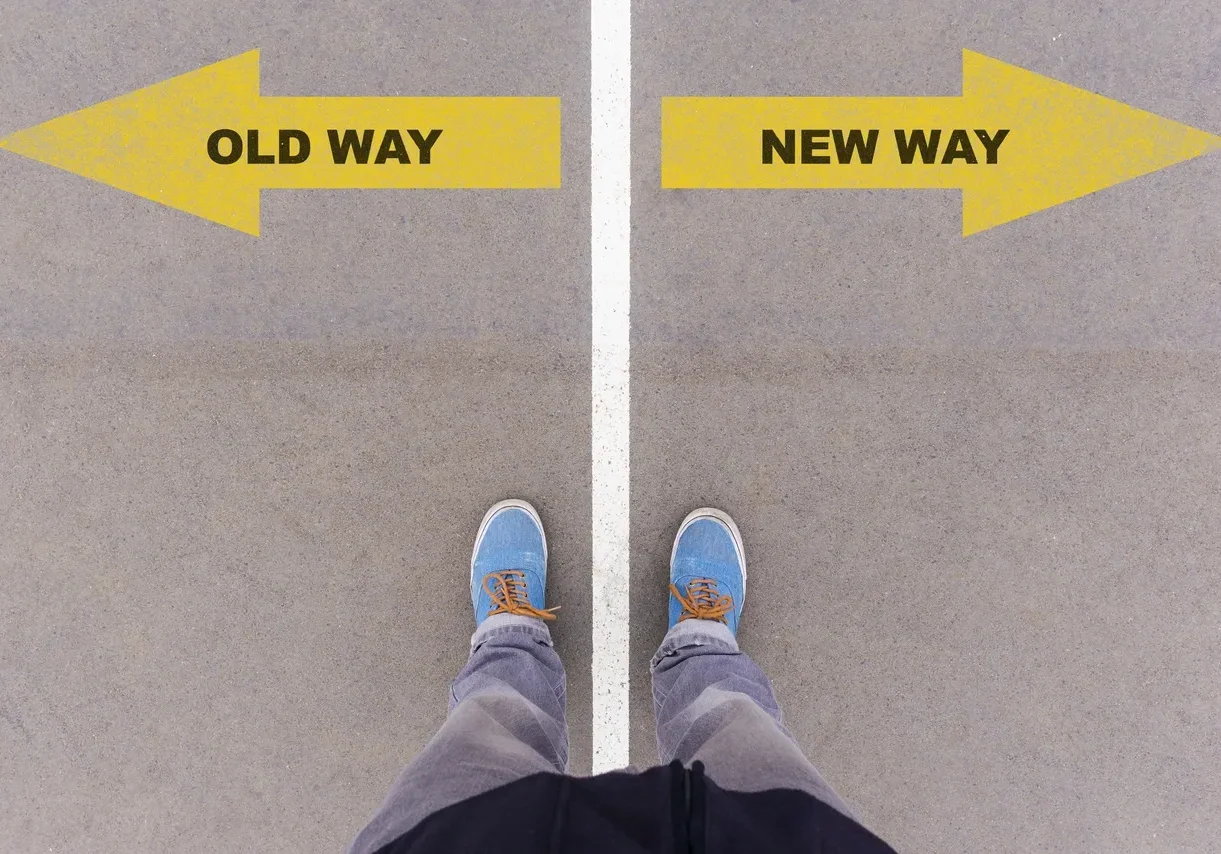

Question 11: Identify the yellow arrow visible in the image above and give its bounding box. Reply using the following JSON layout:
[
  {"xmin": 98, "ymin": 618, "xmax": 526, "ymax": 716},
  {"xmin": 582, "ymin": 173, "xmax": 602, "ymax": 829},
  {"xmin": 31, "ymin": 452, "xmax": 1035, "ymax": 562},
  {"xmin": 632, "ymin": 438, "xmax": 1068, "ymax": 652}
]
[
  {"xmin": 0, "ymin": 51, "xmax": 561, "ymax": 235},
  {"xmin": 662, "ymin": 50, "xmax": 1221, "ymax": 235}
]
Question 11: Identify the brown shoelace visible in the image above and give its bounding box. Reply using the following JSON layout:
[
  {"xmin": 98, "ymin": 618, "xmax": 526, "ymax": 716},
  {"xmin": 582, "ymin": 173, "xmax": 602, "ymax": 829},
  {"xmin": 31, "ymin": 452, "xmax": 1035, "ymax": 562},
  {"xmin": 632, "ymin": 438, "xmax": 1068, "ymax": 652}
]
[
  {"xmin": 483, "ymin": 570, "xmax": 559, "ymax": 620},
  {"xmin": 670, "ymin": 579, "xmax": 733, "ymax": 624}
]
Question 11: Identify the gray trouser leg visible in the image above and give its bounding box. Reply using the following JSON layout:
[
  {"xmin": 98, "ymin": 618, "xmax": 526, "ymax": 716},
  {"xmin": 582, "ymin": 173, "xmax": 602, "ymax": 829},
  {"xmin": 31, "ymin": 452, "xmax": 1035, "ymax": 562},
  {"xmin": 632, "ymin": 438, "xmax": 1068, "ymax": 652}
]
[
  {"xmin": 650, "ymin": 619, "xmax": 854, "ymax": 819},
  {"xmin": 348, "ymin": 615, "xmax": 566, "ymax": 854}
]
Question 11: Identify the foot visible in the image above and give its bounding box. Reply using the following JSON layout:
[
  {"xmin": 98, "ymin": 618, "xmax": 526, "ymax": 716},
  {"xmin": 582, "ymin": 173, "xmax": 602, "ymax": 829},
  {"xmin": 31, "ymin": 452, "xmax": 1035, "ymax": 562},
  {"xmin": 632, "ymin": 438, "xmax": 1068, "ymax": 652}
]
[
  {"xmin": 470, "ymin": 499, "xmax": 557, "ymax": 627},
  {"xmin": 668, "ymin": 507, "xmax": 746, "ymax": 635}
]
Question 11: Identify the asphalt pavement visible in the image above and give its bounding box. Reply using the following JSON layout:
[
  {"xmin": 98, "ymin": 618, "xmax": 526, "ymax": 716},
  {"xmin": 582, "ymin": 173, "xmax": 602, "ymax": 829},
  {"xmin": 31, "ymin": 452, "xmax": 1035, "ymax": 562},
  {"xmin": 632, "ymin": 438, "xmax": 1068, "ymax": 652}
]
[{"xmin": 2, "ymin": 1, "xmax": 1219, "ymax": 851}]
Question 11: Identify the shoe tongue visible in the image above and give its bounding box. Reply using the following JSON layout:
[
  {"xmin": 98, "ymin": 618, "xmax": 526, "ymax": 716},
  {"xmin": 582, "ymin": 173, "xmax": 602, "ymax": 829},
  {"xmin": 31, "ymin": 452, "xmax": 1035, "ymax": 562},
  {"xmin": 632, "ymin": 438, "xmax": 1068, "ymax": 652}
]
[{"xmin": 677, "ymin": 568, "xmax": 717, "ymax": 587}]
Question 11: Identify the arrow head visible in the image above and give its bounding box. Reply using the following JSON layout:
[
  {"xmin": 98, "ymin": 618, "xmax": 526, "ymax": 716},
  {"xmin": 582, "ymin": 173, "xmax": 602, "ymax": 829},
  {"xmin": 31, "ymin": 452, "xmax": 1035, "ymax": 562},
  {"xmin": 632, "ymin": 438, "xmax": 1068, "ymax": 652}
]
[
  {"xmin": 959, "ymin": 50, "xmax": 1221, "ymax": 236},
  {"xmin": 0, "ymin": 51, "xmax": 264, "ymax": 235}
]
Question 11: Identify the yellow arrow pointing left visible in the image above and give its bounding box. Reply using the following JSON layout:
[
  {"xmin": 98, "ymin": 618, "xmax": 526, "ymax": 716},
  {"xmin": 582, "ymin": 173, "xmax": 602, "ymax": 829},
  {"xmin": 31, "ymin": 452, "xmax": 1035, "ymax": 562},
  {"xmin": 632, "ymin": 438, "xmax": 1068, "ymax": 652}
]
[{"xmin": 0, "ymin": 51, "xmax": 562, "ymax": 235}]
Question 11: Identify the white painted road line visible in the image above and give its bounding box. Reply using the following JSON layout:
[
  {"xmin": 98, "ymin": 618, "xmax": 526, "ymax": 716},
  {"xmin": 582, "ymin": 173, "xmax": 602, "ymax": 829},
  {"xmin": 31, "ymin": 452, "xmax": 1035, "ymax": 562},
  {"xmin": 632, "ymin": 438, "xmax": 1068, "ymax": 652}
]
[{"xmin": 590, "ymin": 0, "xmax": 632, "ymax": 773}]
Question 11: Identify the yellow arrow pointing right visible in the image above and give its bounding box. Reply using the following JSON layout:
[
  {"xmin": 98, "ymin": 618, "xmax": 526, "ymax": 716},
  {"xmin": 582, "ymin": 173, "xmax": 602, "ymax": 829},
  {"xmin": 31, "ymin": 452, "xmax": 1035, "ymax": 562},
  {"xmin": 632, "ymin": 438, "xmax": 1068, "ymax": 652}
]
[{"xmin": 661, "ymin": 50, "xmax": 1221, "ymax": 235}]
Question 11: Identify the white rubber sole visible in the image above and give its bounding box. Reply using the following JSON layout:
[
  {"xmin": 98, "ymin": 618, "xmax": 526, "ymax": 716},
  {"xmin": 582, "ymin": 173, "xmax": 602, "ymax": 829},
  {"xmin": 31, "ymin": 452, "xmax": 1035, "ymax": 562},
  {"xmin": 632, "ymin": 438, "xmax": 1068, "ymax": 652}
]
[
  {"xmin": 670, "ymin": 507, "xmax": 747, "ymax": 588},
  {"xmin": 470, "ymin": 498, "xmax": 548, "ymax": 586}
]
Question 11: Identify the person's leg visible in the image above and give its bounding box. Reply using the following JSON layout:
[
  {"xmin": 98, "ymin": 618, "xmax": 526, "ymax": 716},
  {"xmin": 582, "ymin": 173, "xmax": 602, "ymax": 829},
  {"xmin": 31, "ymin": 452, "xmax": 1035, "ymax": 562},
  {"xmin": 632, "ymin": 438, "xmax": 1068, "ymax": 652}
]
[
  {"xmin": 349, "ymin": 500, "xmax": 565, "ymax": 854},
  {"xmin": 650, "ymin": 508, "xmax": 855, "ymax": 818}
]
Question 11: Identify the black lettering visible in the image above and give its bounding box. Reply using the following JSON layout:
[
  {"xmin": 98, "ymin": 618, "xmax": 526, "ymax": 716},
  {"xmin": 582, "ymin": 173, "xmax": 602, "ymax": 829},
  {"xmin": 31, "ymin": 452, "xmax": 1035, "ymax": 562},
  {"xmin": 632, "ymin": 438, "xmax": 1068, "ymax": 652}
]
[
  {"xmin": 833, "ymin": 129, "xmax": 878, "ymax": 164},
  {"xmin": 973, "ymin": 128, "xmax": 1009, "ymax": 164},
  {"xmin": 375, "ymin": 129, "xmax": 411, "ymax": 164},
  {"xmin": 247, "ymin": 129, "xmax": 275, "ymax": 164},
  {"xmin": 278, "ymin": 129, "xmax": 311, "ymax": 165},
  {"xmin": 894, "ymin": 129, "xmax": 941, "ymax": 165},
  {"xmin": 328, "ymin": 129, "xmax": 376, "ymax": 164},
  {"xmin": 762, "ymin": 129, "xmax": 795, "ymax": 164},
  {"xmin": 801, "ymin": 129, "xmax": 830, "ymax": 164},
  {"xmin": 207, "ymin": 129, "xmax": 243, "ymax": 165},
  {"xmin": 406, "ymin": 129, "xmax": 443, "ymax": 164},
  {"xmin": 940, "ymin": 129, "xmax": 977, "ymax": 164}
]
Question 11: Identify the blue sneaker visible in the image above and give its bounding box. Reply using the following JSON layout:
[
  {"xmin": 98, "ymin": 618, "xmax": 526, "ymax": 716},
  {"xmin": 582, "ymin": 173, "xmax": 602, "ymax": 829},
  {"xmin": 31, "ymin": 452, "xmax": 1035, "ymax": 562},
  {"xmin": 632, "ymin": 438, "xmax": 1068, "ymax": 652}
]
[
  {"xmin": 470, "ymin": 499, "xmax": 558, "ymax": 627},
  {"xmin": 668, "ymin": 508, "xmax": 746, "ymax": 634}
]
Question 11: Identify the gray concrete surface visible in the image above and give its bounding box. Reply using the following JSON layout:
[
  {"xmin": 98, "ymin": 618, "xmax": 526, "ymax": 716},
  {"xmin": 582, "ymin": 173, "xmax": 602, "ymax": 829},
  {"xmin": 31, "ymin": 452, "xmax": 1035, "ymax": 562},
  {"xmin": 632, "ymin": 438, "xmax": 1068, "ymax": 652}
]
[
  {"xmin": 4, "ymin": 0, "xmax": 1221, "ymax": 852},
  {"xmin": 0, "ymin": 2, "xmax": 591, "ymax": 851},
  {"xmin": 0, "ymin": 342, "xmax": 591, "ymax": 851},
  {"xmin": 631, "ymin": 2, "xmax": 1221, "ymax": 852}
]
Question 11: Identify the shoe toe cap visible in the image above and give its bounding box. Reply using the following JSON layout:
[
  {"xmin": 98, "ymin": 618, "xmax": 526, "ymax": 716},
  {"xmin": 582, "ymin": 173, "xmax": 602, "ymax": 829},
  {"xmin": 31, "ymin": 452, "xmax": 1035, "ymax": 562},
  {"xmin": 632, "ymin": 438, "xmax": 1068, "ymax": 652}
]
[{"xmin": 673, "ymin": 518, "xmax": 742, "ymax": 577}]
